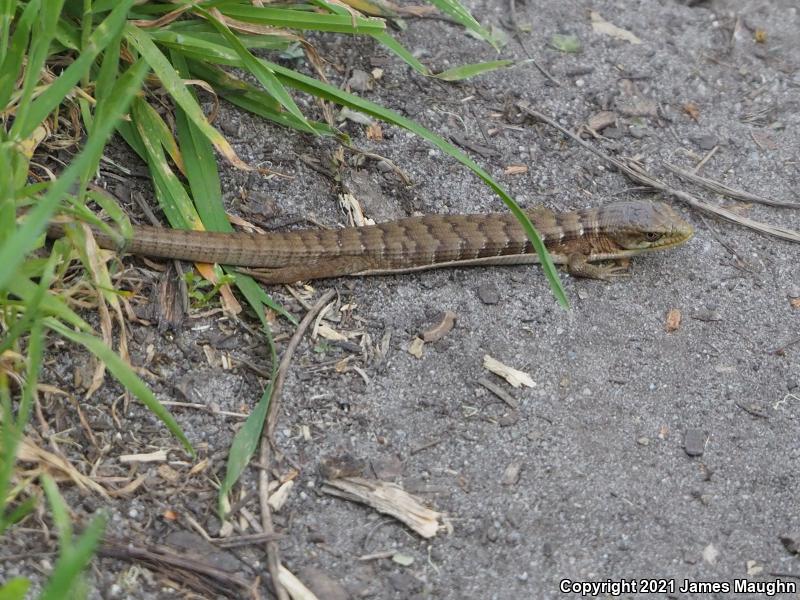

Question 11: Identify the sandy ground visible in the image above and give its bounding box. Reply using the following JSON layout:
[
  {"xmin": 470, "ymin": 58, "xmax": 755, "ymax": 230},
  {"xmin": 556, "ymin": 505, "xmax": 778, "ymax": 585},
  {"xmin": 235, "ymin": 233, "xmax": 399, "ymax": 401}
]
[{"xmin": 4, "ymin": 0, "xmax": 799, "ymax": 598}]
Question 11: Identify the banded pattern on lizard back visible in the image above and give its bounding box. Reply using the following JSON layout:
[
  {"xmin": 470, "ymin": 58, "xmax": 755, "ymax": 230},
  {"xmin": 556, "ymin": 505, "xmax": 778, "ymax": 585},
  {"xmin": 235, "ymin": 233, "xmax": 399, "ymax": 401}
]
[{"xmin": 49, "ymin": 201, "xmax": 693, "ymax": 283}]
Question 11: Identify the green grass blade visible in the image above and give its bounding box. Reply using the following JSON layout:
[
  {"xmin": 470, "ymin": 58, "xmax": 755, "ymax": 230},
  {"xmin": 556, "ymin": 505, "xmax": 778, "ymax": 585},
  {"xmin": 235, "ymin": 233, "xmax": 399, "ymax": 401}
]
[
  {"xmin": 125, "ymin": 23, "xmax": 248, "ymax": 170},
  {"xmin": 198, "ymin": 7, "xmax": 314, "ymax": 134},
  {"xmin": 38, "ymin": 499, "xmax": 107, "ymax": 600},
  {"xmin": 0, "ymin": 577, "xmax": 30, "ymax": 600},
  {"xmin": 10, "ymin": 0, "xmax": 133, "ymax": 140},
  {"xmin": 0, "ymin": 247, "xmax": 60, "ymax": 355},
  {"xmin": 0, "ymin": 0, "xmax": 39, "ymax": 110},
  {"xmin": 0, "ymin": 58, "xmax": 149, "ymax": 294},
  {"xmin": 45, "ymin": 319, "xmax": 195, "ymax": 456},
  {"xmin": 9, "ymin": 271, "xmax": 92, "ymax": 333},
  {"xmin": 130, "ymin": 99, "xmax": 198, "ymax": 231},
  {"xmin": 213, "ymin": 3, "xmax": 386, "ymax": 34},
  {"xmin": 371, "ymin": 31, "xmax": 430, "ymax": 75},
  {"xmin": 93, "ymin": 24, "xmax": 123, "ymax": 112},
  {"xmin": 0, "ymin": 0, "xmax": 14, "ymax": 64},
  {"xmin": 217, "ymin": 278, "xmax": 279, "ymax": 516},
  {"xmin": 10, "ymin": 0, "xmax": 62, "ymax": 140},
  {"xmin": 130, "ymin": 96, "xmax": 185, "ymax": 182},
  {"xmin": 174, "ymin": 105, "xmax": 226, "ymax": 231},
  {"xmin": 426, "ymin": 0, "xmax": 496, "ymax": 49},
  {"xmin": 186, "ymin": 60, "xmax": 334, "ymax": 135},
  {"xmin": 41, "ymin": 474, "xmax": 73, "ymax": 548},
  {"xmin": 0, "ymin": 317, "xmax": 41, "ymax": 536},
  {"xmin": 267, "ymin": 61, "xmax": 569, "ymax": 307},
  {"xmin": 435, "ymin": 59, "xmax": 515, "ymax": 81},
  {"xmin": 147, "ymin": 29, "xmax": 241, "ymax": 66}
]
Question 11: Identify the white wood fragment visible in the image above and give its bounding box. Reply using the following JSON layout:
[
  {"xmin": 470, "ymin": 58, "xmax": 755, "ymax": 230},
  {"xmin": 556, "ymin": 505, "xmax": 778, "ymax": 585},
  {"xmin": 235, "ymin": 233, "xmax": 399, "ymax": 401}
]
[
  {"xmin": 119, "ymin": 450, "xmax": 167, "ymax": 464},
  {"xmin": 483, "ymin": 355, "xmax": 536, "ymax": 388}
]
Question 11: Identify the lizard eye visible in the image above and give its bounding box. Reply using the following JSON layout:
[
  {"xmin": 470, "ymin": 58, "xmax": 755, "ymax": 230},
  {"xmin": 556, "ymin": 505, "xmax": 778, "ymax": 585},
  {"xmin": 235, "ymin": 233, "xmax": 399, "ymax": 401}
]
[{"xmin": 645, "ymin": 232, "xmax": 662, "ymax": 242}]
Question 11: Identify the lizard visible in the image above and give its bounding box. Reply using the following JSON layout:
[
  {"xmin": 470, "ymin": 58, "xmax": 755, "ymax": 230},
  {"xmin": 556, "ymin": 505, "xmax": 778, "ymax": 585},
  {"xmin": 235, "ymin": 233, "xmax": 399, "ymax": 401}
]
[{"xmin": 47, "ymin": 200, "xmax": 693, "ymax": 283}]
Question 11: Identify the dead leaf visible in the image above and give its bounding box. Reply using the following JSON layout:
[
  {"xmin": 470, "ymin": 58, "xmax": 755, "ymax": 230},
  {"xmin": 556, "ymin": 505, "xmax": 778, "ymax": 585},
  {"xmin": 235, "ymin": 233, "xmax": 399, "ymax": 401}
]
[
  {"xmin": 408, "ymin": 336, "xmax": 424, "ymax": 358},
  {"xmin": 504, "ymin": 164, "xmax": 528, "ymax": 175},
  {"xmin": 189, "ymin": 457, "xmax": 209, "ymax": 476},
  {"xmin": 683, "ymin": 102, "xmax": 700, "ymax": 122},
  {"xmin": 587, "ymin": 111, "xmax": 617, "ymax": 132},
  {"xmin": 751, "ymin": 130, "xmax": 778, "ymax": 151},
  {"xmin": 590, "ymin": 11, "xmax": 642, "ymax": 44},
  {"xmin": 483, "ymin": 355, "xmax": 535, "ymax": 388},
  {"xmin": 316, "ymin": 323, "xmax": 349, "ymax": 341},
  {"xmin": 268, "ymin": 480, "xmax": 294, "ymax": 512},
  {"xmin": 754, "ymin": 28, "xmax": 767, "ymax": 43},
  {"xmin": 420, "ymin": 311, "xmax": 456, "ymax": 342},
  {"xmin": 366, "ymin": 122, "xmax": 383, "ymax": 140},
  {"xmin": 158, "ymin": 464, "xmax": 180, "ymax": 483},
  {"xmin": 119, "ymin": 450, "xmax": 167, "ymax": 464},
  {"xmin": 549, "ymin": 33, "xmax": 581, "ymax": 53},
  {"xmin": 665, "ymin": 308, "xmax": 682, "ymax": 332},
  {"xmin": 791, "ymin": 298, "xmax": 800, "ymax": 309},
  {"xmin": 16, "ymin": 437, "xmax": 109, "ymax": 498},
  {"xmin": 108, "ymin": 474, "xmax": 147, "ymax": 498},
  {"xmin": 322, "ymin": 477, "xmax": 445, "ymax": 538}
]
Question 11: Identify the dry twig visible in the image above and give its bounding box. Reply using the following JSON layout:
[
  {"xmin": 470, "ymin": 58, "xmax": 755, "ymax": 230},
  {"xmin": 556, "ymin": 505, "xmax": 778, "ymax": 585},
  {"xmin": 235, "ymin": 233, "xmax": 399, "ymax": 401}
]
[
  {"xmin": 516, "ymin": 102, "xmax": 800, "ymax": 244},
  {"xmin": 259, "ymin": 289, "xmax": 336, "ymax": 600}
]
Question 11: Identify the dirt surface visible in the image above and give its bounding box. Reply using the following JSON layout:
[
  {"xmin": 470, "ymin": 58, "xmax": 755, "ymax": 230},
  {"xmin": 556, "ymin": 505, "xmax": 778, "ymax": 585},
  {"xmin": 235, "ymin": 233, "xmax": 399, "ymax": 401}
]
[{"xmin": 6, "ymin": 0, "xmax": 800, "ymax": 598}]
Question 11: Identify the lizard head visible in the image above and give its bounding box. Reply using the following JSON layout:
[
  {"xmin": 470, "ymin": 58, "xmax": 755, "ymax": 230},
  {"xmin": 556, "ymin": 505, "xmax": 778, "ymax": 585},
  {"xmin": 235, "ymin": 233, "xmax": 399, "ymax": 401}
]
[{"xmin": 601, "ymin": 201, "xmax": 694, "ymax": 252}]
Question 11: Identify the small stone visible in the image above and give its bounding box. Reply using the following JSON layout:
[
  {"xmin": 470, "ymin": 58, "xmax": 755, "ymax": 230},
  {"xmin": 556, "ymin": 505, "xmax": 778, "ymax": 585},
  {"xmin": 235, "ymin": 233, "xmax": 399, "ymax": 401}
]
[
  {"xmin": 702, "ymin": 543, "xmax": 719, "ymax": 565},
  {"xmin": 298, "ymin": 567, "xmax": 348, "ymax": 600},
  {"xmin": 319, "ymin": 453, "xmax": 366, "ymax": 479},
  {"xmin": 477, "ymin": 283, "xmax": 500, "ymax": 305},
  {"xmin": 498, "ymin": 411, "xmax": 520, "ymax": 427},
  {"xmin": 219, "ymin": 119, "xmax": 239, "ymax": 137},
  {"xmin": 501, "ymin": 460, "xmax": 523, "ymax": 485},
  {"xmin": 692, "ymin": 309, "xmax": 722, "ymax": 322},
  {"xmin": 637, "ymin": 436, "xmax": 650, "ymax": 446},
  {"xmin": 371, "ymin": 454, "xmax": 403, "ymax": 480},
  {"xmin": 387, "ymin": 573, "xmax": 420, "ymax": 593},
  {"xmin": 780, "ymin": 534, "xmax": 800, "ymax": 555},
  {"xmin": 602, "ymin": 126, "xmax": 623, "ymax": 139},
  {"xmin": 787, "ymin": 285, "xmax": 800, "ymax": 298},
  {"xmin": 684, "ymin": 428, "xmax": 707, "ymax": 457},
  {"xmin": 629, "ymin": 127, "xmax": 647, "ymax": 139},
  {"xmin": 347, "ymin": 69, "xmax": 372, "ymax": 92},
  {"xmin": 486, "ymin": 526, "xmax": 499, "ymax": 542},
  {"xmin": 692, "ymin": 134, "xmax": 718, "ymax": 150}
]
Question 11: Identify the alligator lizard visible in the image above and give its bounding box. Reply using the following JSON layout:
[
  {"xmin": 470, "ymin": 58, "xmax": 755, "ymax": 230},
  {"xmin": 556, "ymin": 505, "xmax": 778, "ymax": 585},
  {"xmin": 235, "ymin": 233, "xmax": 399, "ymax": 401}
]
[{"xmin": 48, "ymin": 200, "xmax": 693, "ymax": 283}]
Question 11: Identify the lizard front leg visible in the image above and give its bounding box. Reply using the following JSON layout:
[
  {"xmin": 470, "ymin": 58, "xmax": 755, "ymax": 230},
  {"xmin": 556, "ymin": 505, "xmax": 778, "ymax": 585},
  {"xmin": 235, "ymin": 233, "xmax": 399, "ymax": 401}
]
[{"xmin": 567, "ymin": 253, "xmax": 630, "ymax": 281}]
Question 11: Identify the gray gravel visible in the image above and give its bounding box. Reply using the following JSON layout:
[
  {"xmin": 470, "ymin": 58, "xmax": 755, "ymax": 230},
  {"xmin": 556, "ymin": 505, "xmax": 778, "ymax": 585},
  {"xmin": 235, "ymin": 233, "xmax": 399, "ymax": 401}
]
[{"xmin": 6, "ymin": 0, "xmax": 799, "ymax": 598}]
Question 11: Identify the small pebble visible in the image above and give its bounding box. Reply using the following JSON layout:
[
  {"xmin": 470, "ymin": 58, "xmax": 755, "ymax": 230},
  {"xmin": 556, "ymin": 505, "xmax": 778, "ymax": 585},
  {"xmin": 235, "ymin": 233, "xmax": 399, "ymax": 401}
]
[
  {"xmin": 347, "ymin": 69, "xmax": 372, "ymax": 92},
  {"xmin": 477, "ymin": 283, "xmax": 500, "ymax": 305},
  {"xmin": 684, "ymin": 428, "xmax": 707, "ymax": 457},
  {"xmin": 629, "ymin": 127, "xmax": 647, "ymax": 139},
  {"xmin": 692, "ymin": 134, "xmax": 718, "ymax": 150}
]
